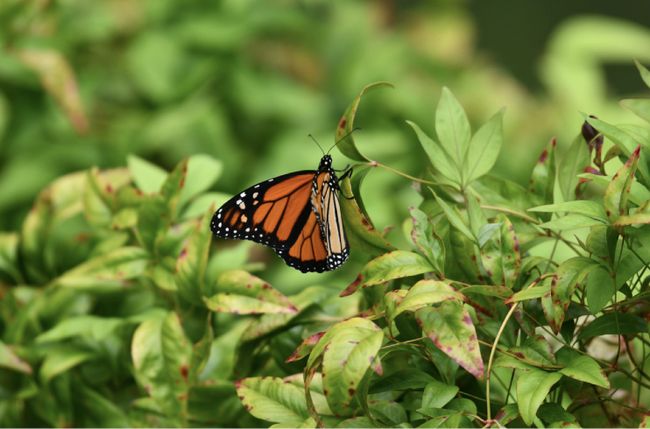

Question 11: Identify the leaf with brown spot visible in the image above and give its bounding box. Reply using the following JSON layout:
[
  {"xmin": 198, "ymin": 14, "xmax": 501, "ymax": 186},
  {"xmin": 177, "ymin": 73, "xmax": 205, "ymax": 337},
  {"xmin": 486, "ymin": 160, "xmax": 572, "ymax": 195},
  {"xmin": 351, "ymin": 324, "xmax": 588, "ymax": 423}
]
[
  {"xmin": 335, "ymin": 82, "xmax": 393, "ymax": 162},
  {"xmin": 415, "ymin": 301, "xmax": 484, "ymax": 379}
]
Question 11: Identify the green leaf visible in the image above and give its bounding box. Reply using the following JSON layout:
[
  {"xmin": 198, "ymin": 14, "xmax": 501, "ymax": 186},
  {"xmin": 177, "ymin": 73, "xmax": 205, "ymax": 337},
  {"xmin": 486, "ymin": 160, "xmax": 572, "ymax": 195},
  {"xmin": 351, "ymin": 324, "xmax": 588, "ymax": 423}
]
[
  {"xmin": 204, "ymin": 270, "xmax": 297, "ymax": 314},
  {"xmin": 457, "ymin": 285, "xmax": 513, "ymax": 299},
  {"xmin": 585, "ymin": 265, "xmax": 614, "ymax": 314},
  {"xmin": 507, "ymin": 283, "xmax": 551, "ymax": 303},
  {"xmin": 604, "ymin": 145, "xmax": 640, "ymax": 222},
  {"xmin": 529, "ymin": 138, "xmax": 557, "ymax": 204},
  {"xmin": 355, "ymin": 250, "xmax": 433, "ymax": 288},
  {"xmin": 556, "ymin": 348, "xmax": 610, "ymax": 388},
  {"xmin": 480, "ymin": 214, "xmax": 521, "ymax": 288},
  {"xmin": 409, "ymin": 207, "xmax": 445, "ymax": 275},
  {"xmin": 391, "ymin": 280, "xmax": 463, "ymax": 321},
  {"xmin": 529, "ymin": 200, "xmax": 608, "ymax": 222},
  {"xmin": 128, "ymin": 155, "xmax": 167, "ymax": 193},
  {"xmin": 176, "ymin": 207, "xmax": 213, "ymax": 305},
  {"xmin": 40, "ymin": 345, "xmax": 95, "ymax": 382},
  {"xmin": 407, "ymin": 120, "xmax": 460, "ymax": 186},
  {"xmin": 557, "ymin": 135, "xmax": 590, "ymax": 202},
  {"xmin": 415, "ymin": 301, "xmax": 484, "ymax": 379},
  {"xmin": 621, "ymin": 98, "xmax": 650, "ymax": 123},
  {"xmin": 435, "ymin": 87, "xmax": 471, "ymax": 177},
  {"xmin": 369, "ymin": 368, "xmax": 435, "ymax": 393},
  {"xmin": 635, "ymin": 60, "xmax": 650, "ymax": 88},
  {"xmin": 339, "ymin": 175, "xmax": 395, "ymax": 258},
  {"xmin": 76, "ymin": 385, "xmax": 130, "ymax": 428},
  {"xmin": 335, "ymin": 81, "xmax": 393, "ymax": 162},
  {"xmin": 587, "ymin": 116, "xmax": 650, "ymax": 186},
  {"xmin": 421, "ymin": 380, "xmax": 459, "ymax": 409},
  {"xmin": 431, "ymin": 190, "xmax": 475, "ymax": 243},
  {"xmin": 36, "ymin": 316, "xmax": 124, "ymax": 343},
  {"xmin": 131, "ymin": 311, "xmax": 192, "ymax": 425},
  {"xmin": 0, "ymin": 340, "xmax": 32, "ymax": 374},
  {"xmin": 578, "ymin": 312, "xmax": 647, "ymax": 340},
  {"xmin": 54, "ymin": 247, "xmax": 148, "ymax": 292},
  {"xmin": 516, "ymin": 369, "xmax": 562, "ymax": 425},
  {"xmin": 0, "ymin": 232, "xmax": 21, "ymax": 283},
  {"xmin": 321, "ymin": 319, "xmax": 384, "ymax": 415},
  {"xmin": 538, "ymin": 213, "xmax": 605, "ymax": 231},
  {"xmin": 179, "ymin": 154, "xmax": 223, "ymax": 206},
  {"xmin": 235, "ymin": 377, "xmax": 310, "ymax": 423},
  {"xmin": 494, "ymin": 404, "xmax": 520, "ymax": 426},
  {"xmin": 464, "ymin": 108, "xmax": 504, "ymax": 184}
]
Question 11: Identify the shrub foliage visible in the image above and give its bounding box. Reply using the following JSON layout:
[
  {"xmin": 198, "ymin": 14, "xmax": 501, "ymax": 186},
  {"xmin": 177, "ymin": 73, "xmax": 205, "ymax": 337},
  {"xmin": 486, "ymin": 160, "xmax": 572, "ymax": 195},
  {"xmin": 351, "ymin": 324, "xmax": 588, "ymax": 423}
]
[{"xmin": 1, "ymin": 66, "xmax": 650, "ymax": 428}]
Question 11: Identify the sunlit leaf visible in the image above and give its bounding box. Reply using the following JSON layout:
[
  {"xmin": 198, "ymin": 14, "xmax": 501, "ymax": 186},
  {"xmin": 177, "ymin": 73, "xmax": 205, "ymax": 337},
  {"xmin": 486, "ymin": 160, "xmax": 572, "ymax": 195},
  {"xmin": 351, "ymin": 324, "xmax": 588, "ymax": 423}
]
[
  {"xmin": 54, "ymin": 247, "xmax": 148, "ymax": 292},
  {"xmin": 435, "ymin": 87, "xmax": 470, "ymax": 175},
  {"xmin": 355, "ymin": 250, "xmax": 433, "ymax": 288},
  {"xmin": 556, "ymin": 348, "xmax": 609, "ymax": 388},
  {"xmin": 557, "ymin": 135, "xmax": 590, "ymax": 202},
  {"xmin": 415, "ymin": 301, "xmax": 483, "ymax": 378},
  {"xmin": 128, "ymin": 155, "xmax": 167, "ymax": 194},
  {"xmin": 391, "ymin": 279, "xmax": 463, "ymax": 321},
  {"xmin": 0, "ymin": 340, "xmax": 32, "ymax": 374},
  {"xmin": 409, "ymin": 207, "xmax": 445, "ymax": 275},
  {"xmin": 421, "ymin": 380, "xmax": 459, "ymax": 409},
  {"xmin": 464, "ymin": 108, "xmax": 504, "ymax": 184},
  {"xmin": 407, "ymin": 120, "xmax": 460, "ymax": 186},
  {"xmin": 604, "ymin": 145, "xmax": 640, "ymax": 222},
  {"xmin": 204, "ymin": 270, "xmax": 297, "ymax": 314}
]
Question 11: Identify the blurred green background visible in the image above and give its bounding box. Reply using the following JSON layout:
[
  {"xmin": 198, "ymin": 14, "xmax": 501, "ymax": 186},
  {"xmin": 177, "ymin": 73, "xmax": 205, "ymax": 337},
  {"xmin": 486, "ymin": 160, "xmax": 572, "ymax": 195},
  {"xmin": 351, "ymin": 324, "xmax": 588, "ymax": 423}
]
[{"xmin": 1, "ymin": 0, "xmax": 649, "ymax": 286}]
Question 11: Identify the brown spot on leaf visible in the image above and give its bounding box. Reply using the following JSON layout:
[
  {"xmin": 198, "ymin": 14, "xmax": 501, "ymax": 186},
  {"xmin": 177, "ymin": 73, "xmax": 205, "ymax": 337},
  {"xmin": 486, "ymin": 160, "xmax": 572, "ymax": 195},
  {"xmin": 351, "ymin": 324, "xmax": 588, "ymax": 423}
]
[
  {"xmin": 105, "ymin": 184, "xmax": 114, "ymax": 193},
  {"xmin": 538, "ymin": 149, "xmax": 548, "ymax": 163},
  {"xmin": 340, "ymin": 274, "xmax": 363, "ymax": 297},
  {"xmin": 338, "ymin": 117, "xmax": 347, "ymax": 129},
  {"xmin": 180, "ymin": 364, "xmax": 189, "ymax": 381},
  {"xmin": 348, "ymin": 388, "xmax": 356, "ymax": 396}
]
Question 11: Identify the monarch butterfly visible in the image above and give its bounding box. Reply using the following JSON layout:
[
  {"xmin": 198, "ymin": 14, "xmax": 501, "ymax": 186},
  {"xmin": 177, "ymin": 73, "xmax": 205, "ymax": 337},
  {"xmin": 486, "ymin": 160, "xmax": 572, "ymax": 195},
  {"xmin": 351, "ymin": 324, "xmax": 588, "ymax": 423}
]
[{"xmin": 210, "ymin": 153, "xmax": 350, "ymax": 273}]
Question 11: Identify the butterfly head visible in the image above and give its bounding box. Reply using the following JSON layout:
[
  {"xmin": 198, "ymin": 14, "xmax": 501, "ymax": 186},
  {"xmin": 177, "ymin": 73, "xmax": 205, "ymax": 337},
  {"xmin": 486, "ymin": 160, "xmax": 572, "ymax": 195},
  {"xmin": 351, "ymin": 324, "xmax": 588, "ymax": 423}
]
[{"xmin": 318, "ymin": 155, "xmax": 333, "ymax": 171}]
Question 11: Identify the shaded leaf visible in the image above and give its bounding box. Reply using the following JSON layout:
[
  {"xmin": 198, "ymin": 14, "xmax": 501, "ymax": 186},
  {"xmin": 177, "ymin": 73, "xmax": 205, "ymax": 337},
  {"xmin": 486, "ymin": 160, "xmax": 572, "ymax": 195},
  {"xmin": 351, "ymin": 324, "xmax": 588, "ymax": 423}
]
[
  {"xmin": 0, "ymin": 341, "xmax": 32, "ymax": 374},
  {"xmin": 176, "ymin": 207, "xmax": 213, "ymax": 305},
  {"xmin": 409, "ymin": 207, "xmax": 445, "ymax": 275},
  {"xmin": 335, "ymin": 82, "xmax": 393, "ymax": 161},
  {"xmin": 516, "ymin": 369, "xmax": 562, "ymax": 425},
  {"xmin": 391, "ymin": 279, "xmax": 463, "ymax": 321},
  {"xmin": 557, "ymin": 135, "xmax": 590, "ymax": 202},
  {"xmin": 421, "ymin": 380, "xmax": 459, "ymax": 409},
  {"xmin": 529, "ymin": 138, "xmax": 557, "ymax": 204},
  {"xmin": 556, "ymin": 348, "xmax": 609, "ymax": 388},
  {"xmin": 578, "ymin": 312, "xmax": 647, "ymax": 340},
  {"xmin": 604, "ymin": 145, "xmax": 640, "ymax": 222}
]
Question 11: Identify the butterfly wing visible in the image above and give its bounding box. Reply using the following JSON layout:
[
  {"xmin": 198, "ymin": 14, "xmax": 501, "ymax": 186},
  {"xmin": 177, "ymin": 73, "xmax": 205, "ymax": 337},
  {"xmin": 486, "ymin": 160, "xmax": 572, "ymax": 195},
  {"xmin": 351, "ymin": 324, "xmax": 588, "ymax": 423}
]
[
  {"xmin": 211, "ymin": 167, "xmax": 349, "ymax": 273},
  {"xmin": 211, "ymin": 171, "xmax": 316, "ymax": 249}
]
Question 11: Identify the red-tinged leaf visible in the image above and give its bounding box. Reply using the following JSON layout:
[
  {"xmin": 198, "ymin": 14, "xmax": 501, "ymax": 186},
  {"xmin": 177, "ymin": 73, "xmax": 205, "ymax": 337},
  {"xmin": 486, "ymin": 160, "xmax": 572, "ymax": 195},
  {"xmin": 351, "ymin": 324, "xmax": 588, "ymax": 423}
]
[
  {"xmin": 204, "ymin": 270, "xmax": 297, "ymax": 315},
  {"xmin": 548, "ymin": 257, "xmax": 599, "ymax": 330},
  {"xmin": 0, "ymin": 341, "xmax": 32, "ymax": 374},
  {"xmin": 175, "ymin": 206, "xmax": 213, "ymax": 305},
  {"xmin": 335, "ymin": 81, "xmax": 393, "ymax": 162},
  {"xmin": 286, "ymin": 332, "xmax": 325, "ymax": 363},
  {"xmin": 131, "ymin": 311, "xmax": 192, "ymax": 425},
  {"xmin": 604, "ymin": 145, "xmax": 640, "ymax": 222},
  {"xmin": 16, "ymin": 49, "xmax": 89, "ymax": 134},
  {"xmin": 355, "ymin": 251, "xmax": 433, "ymax": 288},
  {"xmin": 83, "ymin": 168, "xmax": 131, "ymax": 228},
  {"xmin": 390, "ymin": 279, "xmax": 463, "ymax": 322},
  {"xmin": 319, "ymin": 319, "xmax": 384, "ymax": 415},
  {"xmin": 493, "ymin": 404, "xmax": 519, "ymax": 426},
  {"xmin": 541, "ymin": 275, "xmax": 563, "ymax": 334},
  {"xmin": 529, "ymin": 138, "xmax": 557, "ymax": 205},
  {"xmin": 415, "ymin": 301, "xmax": 484, "ymax": 379}
]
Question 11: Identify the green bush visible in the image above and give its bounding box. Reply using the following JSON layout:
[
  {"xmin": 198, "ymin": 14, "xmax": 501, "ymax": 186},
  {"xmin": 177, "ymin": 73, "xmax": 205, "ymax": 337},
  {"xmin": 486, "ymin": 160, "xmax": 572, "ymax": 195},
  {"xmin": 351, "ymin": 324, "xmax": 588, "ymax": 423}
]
[{"xmin": 1, "ymin": 64, "xmax": 649, "ymax": 427}]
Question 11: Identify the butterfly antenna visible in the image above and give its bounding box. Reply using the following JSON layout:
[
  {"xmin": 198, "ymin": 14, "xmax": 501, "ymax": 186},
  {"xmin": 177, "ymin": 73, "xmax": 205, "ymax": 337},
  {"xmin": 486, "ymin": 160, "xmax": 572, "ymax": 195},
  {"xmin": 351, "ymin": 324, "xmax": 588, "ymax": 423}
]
[
  {"xmin": 308, "ymin": 134, "xmax": 326, "ymax": 156},
  {"xmin": 326, "ymin": 127, "xmax": 361, "ymax": 155}
]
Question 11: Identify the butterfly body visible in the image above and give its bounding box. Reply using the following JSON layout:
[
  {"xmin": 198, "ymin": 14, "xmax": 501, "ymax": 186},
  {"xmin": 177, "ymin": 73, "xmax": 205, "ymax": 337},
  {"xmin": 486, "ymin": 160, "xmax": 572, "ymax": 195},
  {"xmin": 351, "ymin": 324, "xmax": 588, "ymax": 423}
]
[{"xmin": 211, "ymin": 155, "xmax": 349, "ymax": 273}]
